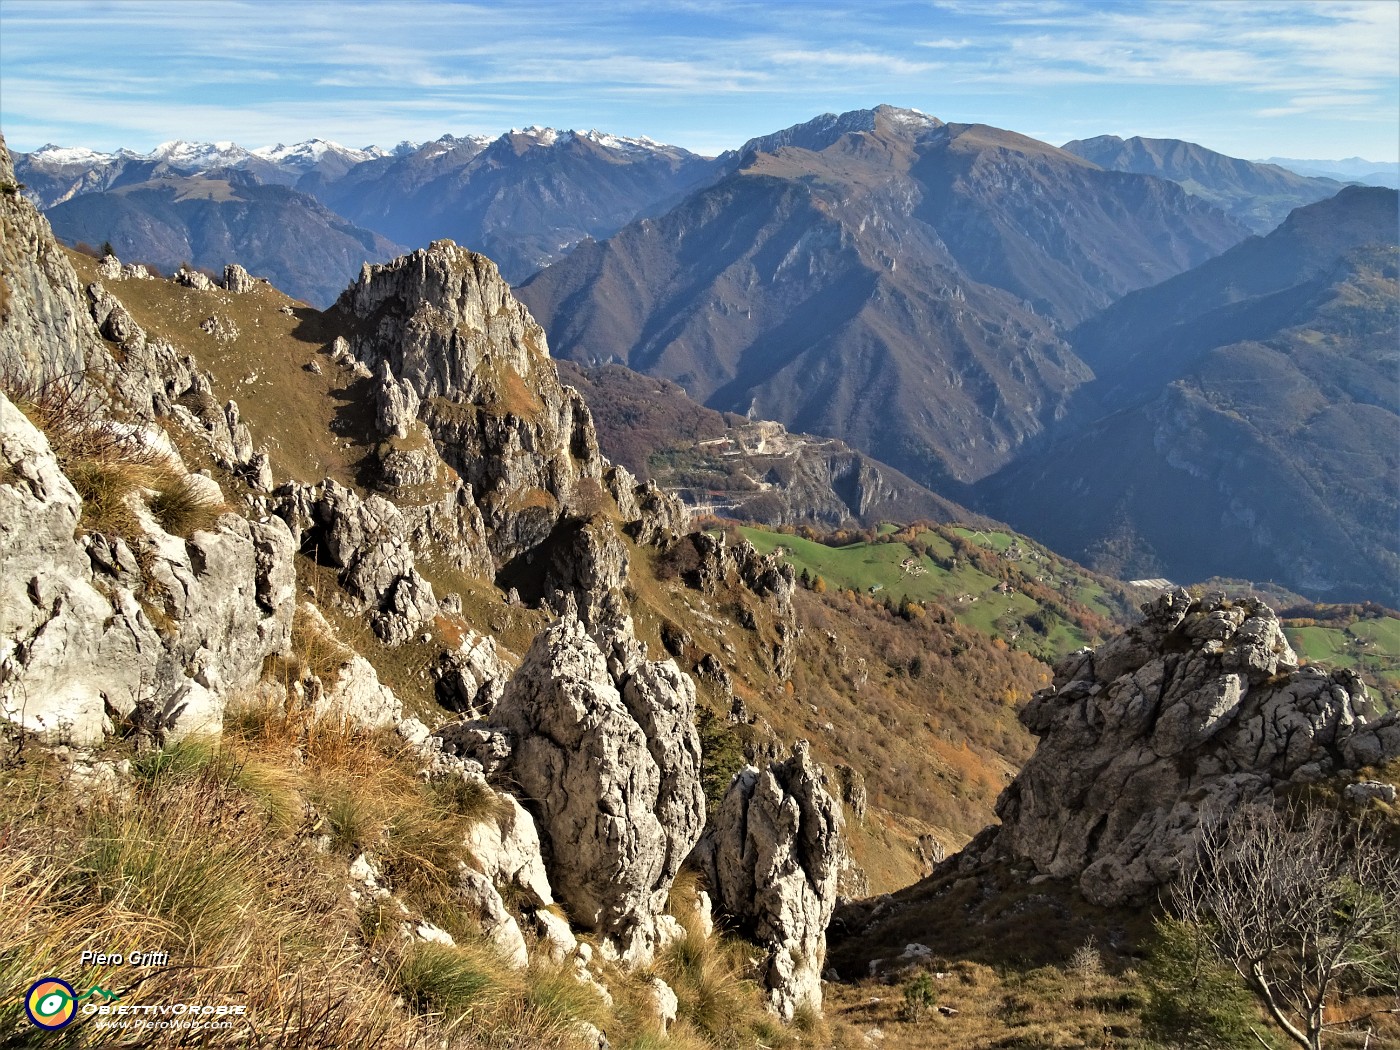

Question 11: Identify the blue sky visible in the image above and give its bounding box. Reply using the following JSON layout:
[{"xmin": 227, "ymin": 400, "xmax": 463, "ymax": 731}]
[{"xmin": 1, "ymin": 0, "xmax": 1396, "ymax": 162}]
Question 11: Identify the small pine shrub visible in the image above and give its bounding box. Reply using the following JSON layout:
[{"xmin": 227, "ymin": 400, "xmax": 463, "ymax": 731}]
[
  {"xmin": 1141, "ymin": 917, "xmax": 1274, "ymax": 1049},
  {"xmin": 1067, "ymin": 937, "xmax": 1105, "ymax": 981},
  {"xmin": 901, "ymin": 970, "xmax": 938, "ymax": 1021}
]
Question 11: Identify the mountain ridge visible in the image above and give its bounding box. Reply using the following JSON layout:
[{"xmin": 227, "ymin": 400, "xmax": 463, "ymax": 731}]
[{"xmin": 1062, "ymin": 133, "xmax": 1345, "ymax": 233}]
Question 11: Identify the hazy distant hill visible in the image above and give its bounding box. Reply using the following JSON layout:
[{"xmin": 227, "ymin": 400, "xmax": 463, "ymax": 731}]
[
  {"xmin": 1062, "ymin": 134, "xmax": 1344, "ymax": 232},
  {"xmin": 300, "ymin": 128, "xmax": 717, "ymax": 282},
  {"xmin": 45, "ymin": 170, "xmax": 406, "ymax": 305},
  {"xmin": 520, "ymin": 106, "xmax": 1248, "ymax": 490},
  {"xmin": 1264, "ymin": 156, "xmax": 1400, "ymax": 189},
  {"xmin": 977, "ymin": 187, "xmax": 1400, "ymax": 604}
]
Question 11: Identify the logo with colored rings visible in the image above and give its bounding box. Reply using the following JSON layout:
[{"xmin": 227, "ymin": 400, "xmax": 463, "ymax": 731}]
[{"xmin": 25, "ymin": 978, "xmax": 77, "ymax": 1029}]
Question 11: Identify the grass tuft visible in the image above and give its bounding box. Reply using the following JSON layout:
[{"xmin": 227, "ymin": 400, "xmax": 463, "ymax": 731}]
[
  {"xmin": 394, "ymin": 940, "xmax": 506, "ymax": 1024},
  {"xmin": 145, "ymin": 470, "xmax": 225, "ymax": 536}
]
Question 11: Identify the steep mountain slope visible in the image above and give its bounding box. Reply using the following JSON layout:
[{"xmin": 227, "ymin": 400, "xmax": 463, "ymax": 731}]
[
  {"xmin": 519, "ymin": 106, "xmax": 1247, "ymax": 490},
  {"xmin": 1062, "ymin": 134, "xmax": 1344, "ymax": 233},
  {"xmin": 557, "ymin": 361, "xmax": 974, "ymax": 528},
  {"xmin": 44, "ymin": 171, "xmax": 406, "ymax": 305},
  {"xmin": 301, "ymin": 128, "xmax": 717, "ymax": 282},
  {"xmin": 977, "ymin": 188, "xmax": 1400, "ymax": 605}
]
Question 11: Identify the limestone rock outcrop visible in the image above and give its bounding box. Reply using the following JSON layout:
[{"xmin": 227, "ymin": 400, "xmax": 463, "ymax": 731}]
[
  {"xmin": 374, "ymin": 359, "xmax": 420, "ymax": 439},
  {"xmin": 174, "ymin": 267, "xmax": 217, "ymax": 292},
  {"xmin": 696, "ymin": 741, "xmax": 846, "ymax": 1020},
  {"xmin": 684, "ymin": 531, "xmax": 800, "ymax": 678},
  {"xmin": 289, "ymin": 603, "xmax": 401, "ymax": 728},
  {"xmin": 222, "ymin": 264, "xmax": 257, "ymax": 294},
  {"xmin": 0, "ymin": 133, "xmax": 107, "ymax": 386},
  {"xmin": 85, "ymin": 281, "xmax": 272, "ymax": 489},
  {"xmin": 0, "ymin": 391, "xmax": 295, "ymax": 744},
  {"xmin": 335, "ymin": 241, "xmax": 604, "ymax": 565},
  {"xmin": 488, "ymin": 610, "xmax": 705, "ymax": 965},
  {"xmin": 272, "ymin": 478, "xmax": 493, "ymax": 643},
  {"xmin": 433, "ymin": 630, "xmax": 512, "ymax": 717},
  {"xmin": 975, "ymin": 589, "xmax": 1400, "ymax": 906}
]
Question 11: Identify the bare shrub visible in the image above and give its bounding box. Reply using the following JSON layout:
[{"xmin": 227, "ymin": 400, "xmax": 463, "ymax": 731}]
[{"xmin": 1171, "ymin": 800, "xmax": 1400, "ymax": 1050}]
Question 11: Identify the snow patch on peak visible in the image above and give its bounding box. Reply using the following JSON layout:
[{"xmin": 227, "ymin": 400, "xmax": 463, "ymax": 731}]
[
  {"xmin": 579, "ymin": 129, "xmax": 685, "ymax": 157},
  {"xmin": 876, "ymin": 105, "xmax": 941, "ymax": 130},
  {"xmin": 150, "ymin": 140, "xmax": 251, "ymax": 165},
  {"xmin": 510, "ymin": 125, "xmax": 562, "ymax": 146}
]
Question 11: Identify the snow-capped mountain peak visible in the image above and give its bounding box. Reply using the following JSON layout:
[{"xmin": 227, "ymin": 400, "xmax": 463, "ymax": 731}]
[
  {"xmin": 150, "ymin": 140, "xmax": 252, "ymax": 166},
  {"xmin": 250, "ymin": 139, "xmax": 376, "ymax": 168},
  {"xmin": 27, "ymin": 144, "xmax": 114, "ymax": 166}
]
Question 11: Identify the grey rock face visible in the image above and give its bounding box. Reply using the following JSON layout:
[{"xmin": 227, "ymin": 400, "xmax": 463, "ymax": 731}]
[
  {"xmin": 373, "ymin": 359, "xmax": 420, "ymax": 439},
  {"xmin": 274, "ymin": 478, "xmax": 475, "ymax": 645},
  {"xmin": 0, "ymin": 133, "xmax": 108, "ymax": 386},
  {"xmin": 490, "ymin": 611, "xmax": 705, "ymax": 966},
  {"xmin": 0, "ymin": 392, "xmax": 153, "ymax": 742},
  {"xmin": 464, "ymin": 791, "xmax": 555, "ymax": 906},
  {"xmin": 335, "ymin": 240, "xmax": 604, "ymax": 564},
  {"xmin": 0, "ymin": 391, "xmax": 295, "ymax": 744},
  {"xmin": 697, "ymin": 741, "xmax": 846, "ymax": 1020},
  {"xmin": 981, "ymin": 589, "xmax": 1400, "ymax": 906},
  {"xmin": 222, "ymin": 264, "xmax": 257, "ymax": 293}
]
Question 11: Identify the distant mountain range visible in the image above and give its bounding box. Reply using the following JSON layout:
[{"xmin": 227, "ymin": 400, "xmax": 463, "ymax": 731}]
[
  {"xmin": 1061, "ymin": 134, "xmax": 1344, "ymax": 233},
  {"xmin": 298, "ymin": 128, "xmax": 715, "ymax": 283},
  {"xmin": 44, "ymin": 170, "xmax": 406, "ymax": 307},
  {"xmin": 13, "ymin": 128, "xmax": 715, "ymax": 295},
  {"xmin": 1262, "ymin": 156, "xmax": 1400, "ymax": 189}
]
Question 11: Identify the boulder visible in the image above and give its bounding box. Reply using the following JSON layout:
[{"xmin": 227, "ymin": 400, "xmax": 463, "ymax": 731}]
[
  {"xmin": 463, "ymin": 791, "xmax": 554, "ymax": 906},
  {"xmin": 174, "ymin": 267, "xmax": 216, "ymax": 292},
  {"xmin": 454, "ymin": 867, "xmax": 529, "ymax": 969},
  {"xmin": 433, "ymin": 630, "xmax": 511, "ymax": 717}
]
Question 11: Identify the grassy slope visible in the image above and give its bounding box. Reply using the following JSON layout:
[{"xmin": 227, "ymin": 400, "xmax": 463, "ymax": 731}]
[
  {"xmin": 70, "ymin": 251, "xmax": 377, "ymax": 489},
  {"xmin": 1285, "ymin": 616, "xmax": 1400, "ymax": 709},
  {"xmin": 741, "ymin": 523, "xmax": 1136, "ymax": 661},
  {"xmin": 0, "ymin": 717, "xmax": 812, "ymax": 1050}
]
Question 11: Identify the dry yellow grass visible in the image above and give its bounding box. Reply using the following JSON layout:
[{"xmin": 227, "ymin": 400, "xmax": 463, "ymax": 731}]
[{"xmin": 68, "ymin": 249, "xmax": 374, "ymax": 489}]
